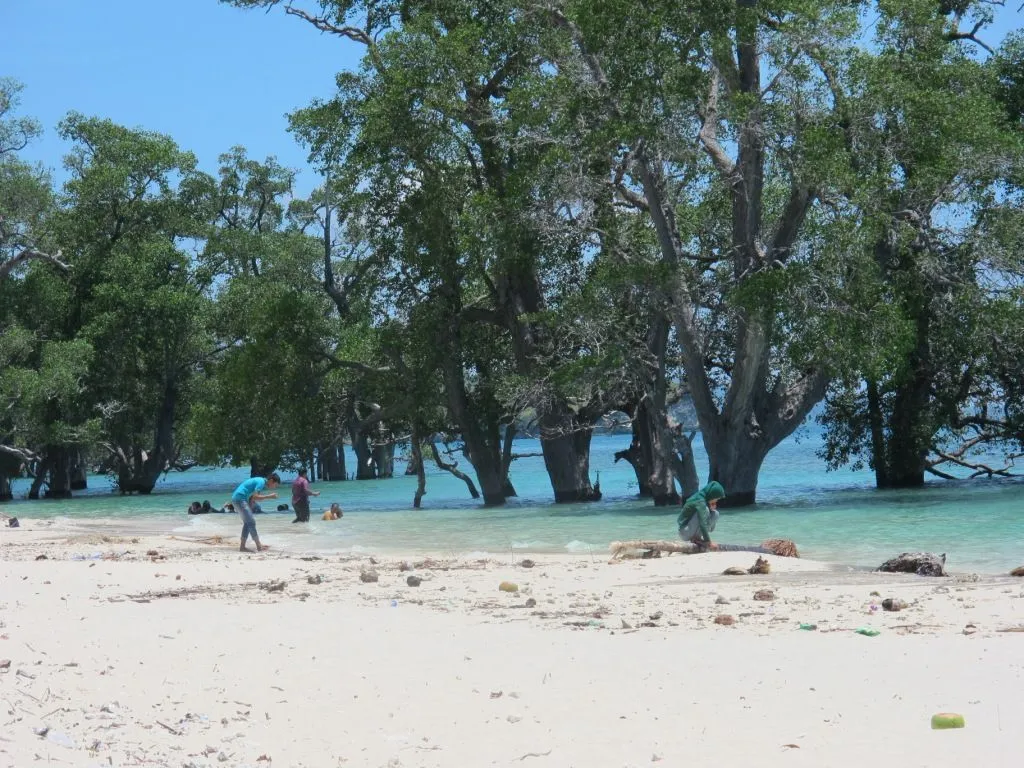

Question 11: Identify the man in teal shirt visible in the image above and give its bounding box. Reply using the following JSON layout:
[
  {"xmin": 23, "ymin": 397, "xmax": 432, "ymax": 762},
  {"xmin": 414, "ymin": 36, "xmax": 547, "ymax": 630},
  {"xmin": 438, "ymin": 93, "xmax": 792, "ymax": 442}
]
[
  {"xmin": 677, "ymin": 481, "xmax": 726, "ymax": 550},
  {"xmin": 232, "ymin": 472, "xmax": 280, "ymax": 552}
]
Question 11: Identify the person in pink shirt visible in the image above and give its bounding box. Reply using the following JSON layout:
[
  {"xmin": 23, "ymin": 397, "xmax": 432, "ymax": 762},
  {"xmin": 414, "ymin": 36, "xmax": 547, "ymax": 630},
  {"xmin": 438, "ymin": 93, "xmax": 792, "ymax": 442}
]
[{"xmin": 291, "ymin": 468, "xmax": 320, "ymax": 523}]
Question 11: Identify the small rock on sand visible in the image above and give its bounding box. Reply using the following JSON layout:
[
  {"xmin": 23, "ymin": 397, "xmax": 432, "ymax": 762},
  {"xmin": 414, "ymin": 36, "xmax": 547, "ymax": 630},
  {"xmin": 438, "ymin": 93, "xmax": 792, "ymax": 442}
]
[
  {"xmin": 406, "ymin": 575, "xmax": 422, "ymax": 587},
  {"xmin": 722, "ymin": 567, "xmax": 746, "ymax": 576},
  {"xmin": 882, "ymin": 597, "xmax": 907, "ymax": 612},
  {"xmin": 360, "ymin": 570, "xmax": 379, "ymax": 583},
  {"xmin": 520, "ymin": 559, "xmax": 535, "ymax": 568},
  {"xmin": 307, "ymin": 575, "xmax": 323, "ymax": 585},
  {"xmin": 525, "ymin": 598, "xmax": 537, "ymax": 608},
  {"xmin": 753, "ymin": 589, "xmax": 775, "ymax": 601},
  {"xmin": 714, "ymin": 615, "xmax": 736, "ymax": 626},
  {"xmin": 715, "ymin": 596, "xmax": 730, "ymax": 605},
  {"xmin": 1010, "ymin": 566, "xmax": 1024, "ymax": 577}
]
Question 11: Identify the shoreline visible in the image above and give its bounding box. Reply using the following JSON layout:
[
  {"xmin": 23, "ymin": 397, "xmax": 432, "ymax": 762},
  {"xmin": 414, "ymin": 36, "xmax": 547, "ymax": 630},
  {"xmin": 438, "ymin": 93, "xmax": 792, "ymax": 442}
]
[
  {"xmin": 3, "ymin": 528, "xmax": 1024, "ymax": 766},
  {"xmin": 3, "ymin": 515, "xmax": 1018, "ymax": 577}
]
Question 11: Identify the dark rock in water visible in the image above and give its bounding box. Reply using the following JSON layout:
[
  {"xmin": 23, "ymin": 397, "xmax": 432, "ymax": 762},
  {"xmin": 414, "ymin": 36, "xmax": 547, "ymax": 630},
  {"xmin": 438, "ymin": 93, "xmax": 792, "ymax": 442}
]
[
  {"xmin": 360, "ymin": 569, "xmax": 379, "ymax": 583},
  {"xmin": 877, "ymin": 552, "xmax": 947, "ymax": 577},
  {"xmin": 882, "ymin": 597, "xmax": 907, "ymax": 612},
  {"xmin": 753, "ymin": 589, "xmax": 775, "ymax": 601},
  {"xmin": 520, "ymin": 559, "xmax": 535, "ymax": 568},
  {"xmin": 277, "ymin": 504, "xmax": 289, "ymax": 512},
  {"xmin": 406, "ymin": 575, "xmax": 422, "ymax": 587}
]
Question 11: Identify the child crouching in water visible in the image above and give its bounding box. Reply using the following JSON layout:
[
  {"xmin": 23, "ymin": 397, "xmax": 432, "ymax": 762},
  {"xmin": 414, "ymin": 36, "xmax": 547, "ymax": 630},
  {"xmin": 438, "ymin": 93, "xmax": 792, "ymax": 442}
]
[{"xmin": 231, "ymin": 472, "xmax": 280, "ymax": 552}]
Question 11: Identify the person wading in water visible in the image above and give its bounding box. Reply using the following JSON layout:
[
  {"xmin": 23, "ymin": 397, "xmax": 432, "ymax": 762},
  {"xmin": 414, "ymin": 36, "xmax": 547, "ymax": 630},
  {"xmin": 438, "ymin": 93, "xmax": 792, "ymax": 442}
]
[{"xmin": 290, "ymin": 468, "xmax": 320, "ymax": 523}]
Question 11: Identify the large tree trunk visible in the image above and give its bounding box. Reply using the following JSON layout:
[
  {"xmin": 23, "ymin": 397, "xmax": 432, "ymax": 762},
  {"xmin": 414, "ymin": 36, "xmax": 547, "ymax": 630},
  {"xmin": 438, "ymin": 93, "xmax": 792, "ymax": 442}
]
[
  {"xmin": 636, "ymin": 398, "xmax": 679, "ymax": 506},
  {"xmin": 318, "ymin": 444, "xmax": 346, "ymax": 481},
  {"xmin": 405, "ymin": 442, "xmax": 423, "ymax": 476},
  {"xmin": 443, "ymin": 378, "xmax": 506, "ymax": 505},
  {"xmin": 69, "ymin": 448, "xmax": 88, "ymax": 491},
  {"xmin": 671, "ymin": 429, "xmax": 700, "ymax": 499},
  {"xmin": 45, "ymin": 445, "xmax": 73, "ymax": 498},
  {"xmin": 114, "ymin": 380, "xmax": 179, "ymax": 494},
  {"xmin": 410, "ymin": 427, "xmax": 427, "ymax": 508},
  {"xmin": 0, "ymin": 447, "xmax": 31, "ymax": 501},
  {"xmin": 348, "ymin": 421, "xmax": 375, "ymax": 480},
  {"xmin": 706, "ymin": 434, "xmax": 770, "ymax": 508},
  {"xmin": 28, "ymin": 446, "xmax": 73, "ymax": 499},
  {"xmin": 878, "ymin": 315, "xmax": 932, "ymax": 488},
  {"xmin": 614, "ymin": 420, "xmax": 652, "ymax": 498},
  {"xmin": 371, "ymin": 442, "xmax": 395, "ymax": 479},
  {"xmin": 868, "ymin": 234, "xmax": 934, "ymax": 489},
  {"xmin": 539, "ymin": 407, "xmax": 600, "ymax": 503}
]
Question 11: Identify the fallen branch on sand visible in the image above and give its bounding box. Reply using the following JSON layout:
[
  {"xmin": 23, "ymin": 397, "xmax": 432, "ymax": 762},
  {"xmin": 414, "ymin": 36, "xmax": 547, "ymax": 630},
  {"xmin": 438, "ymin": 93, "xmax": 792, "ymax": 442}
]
[
  {"xmin": 608, "ymin": 538, "xmax": 799, "ymax": 561},
  {"xmin": 169, "ymin": 535, "xmax": 226, "ymax": 546}
]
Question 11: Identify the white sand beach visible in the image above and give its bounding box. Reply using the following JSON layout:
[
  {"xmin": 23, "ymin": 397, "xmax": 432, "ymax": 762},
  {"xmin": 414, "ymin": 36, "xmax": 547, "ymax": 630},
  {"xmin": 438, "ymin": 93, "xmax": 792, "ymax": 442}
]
[{"xmin": 2, "ymin": 523, "xmax": 1022, "ymax": 768}]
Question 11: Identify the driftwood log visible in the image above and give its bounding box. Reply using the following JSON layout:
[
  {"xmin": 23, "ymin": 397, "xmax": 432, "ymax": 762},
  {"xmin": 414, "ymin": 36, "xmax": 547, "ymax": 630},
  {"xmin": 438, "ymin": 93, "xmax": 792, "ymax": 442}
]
[
  {"xmin": 608, "ymin": 538, "xmax": 799, "ymax": 561},
  {"xmin": 877, "ymin": 552, "xmax": 947, "ymax": 577}
]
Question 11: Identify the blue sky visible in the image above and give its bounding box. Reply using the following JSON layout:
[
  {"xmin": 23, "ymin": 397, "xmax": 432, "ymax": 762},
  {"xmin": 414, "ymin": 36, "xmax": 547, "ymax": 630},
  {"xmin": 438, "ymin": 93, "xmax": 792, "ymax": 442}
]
[
  {"xmin": 2, "ymin": 0, "xmax": 361, "ymax": 195},
  {"xmin": 2, "ymin": 1, "xmax": 1021, "ymax": 198}
]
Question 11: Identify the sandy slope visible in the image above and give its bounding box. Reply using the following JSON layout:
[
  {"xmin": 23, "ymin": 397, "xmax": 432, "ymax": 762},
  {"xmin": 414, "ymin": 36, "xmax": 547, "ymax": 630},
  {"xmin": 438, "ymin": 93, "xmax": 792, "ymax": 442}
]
[{"xmin": 1, "ymin": 524, "xmax": 1022, "ymax": 767}]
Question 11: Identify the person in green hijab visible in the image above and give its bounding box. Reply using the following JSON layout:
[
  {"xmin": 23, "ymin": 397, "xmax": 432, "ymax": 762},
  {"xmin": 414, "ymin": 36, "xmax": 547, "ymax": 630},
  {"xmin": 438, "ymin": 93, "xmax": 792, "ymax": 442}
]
[{"xmin": 677, "ymin": 481, "xmax": 726, "ymax": 550}]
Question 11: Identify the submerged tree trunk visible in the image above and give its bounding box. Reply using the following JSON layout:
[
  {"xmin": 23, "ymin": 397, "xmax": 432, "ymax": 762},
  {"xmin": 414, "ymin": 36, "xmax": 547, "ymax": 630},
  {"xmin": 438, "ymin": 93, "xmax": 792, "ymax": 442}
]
[
  {"xmin": 405, "ymin": 443, "xmax": 423, "ymax": 476},
  {"xmin": 371, "ymin": 442, "xmax": 395, "ymax": 479},
  {"xmin": 28, "ymin": 446, "xmax": 73, "ymax": 499},
  {"xmin": 318, "ymin": 444, "xmax": 346, "ymax": 481},
  {"xmin": 46, "ymin": 445, "xmax": 72, "ymax": 498},
  {"xmin": 539, "ymin": 407, "xmax": 600, "ymax": 503},
  {"xmin": 706, "ymin": 436, "xmax": 770, "ymax": 508},
  {"xmin": 0, "ymin": 446, "xmax": 32, "ymax": 501},
  {"xmin": 441, "ymin": 349, "xmax": 507, "ymax": 505},
  {"xmin": 348, "ymin": 421, "xmax": 375, "ymax": 480},
  {"xmin": 878, "ymin": 314, "xmax": 932, "ymax": 488},
  {"xmin": 635, "ymin": 398, "xmax": 679, "ymax": 506},
  {"xmin": 69, "ymin": 448, "xmax": 88, "ymax": 491},
  {"xmin": 671, "ymin": 430, "xmax": 700, "ymax": 499},
  {"xmin": 411, "ymin": 427, "xmax": 427, "ymax": 508},
  {"xmin": 113, "ymin": 381, "xmax": 180, "ymax": 494},
  {"xmin": 864, "ymin": 239, "xmax": 934, "ymax": 490},
  {"xmin": 614, "ymin": 422, "xmax": 652, "ymax": 498}
]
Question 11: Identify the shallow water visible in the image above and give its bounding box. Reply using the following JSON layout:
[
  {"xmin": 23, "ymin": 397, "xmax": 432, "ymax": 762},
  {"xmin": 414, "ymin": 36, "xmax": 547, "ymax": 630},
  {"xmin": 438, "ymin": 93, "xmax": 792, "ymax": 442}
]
[{"xmin": 5, "ymin": 432, "xmax": 1023, "ymax": 573}]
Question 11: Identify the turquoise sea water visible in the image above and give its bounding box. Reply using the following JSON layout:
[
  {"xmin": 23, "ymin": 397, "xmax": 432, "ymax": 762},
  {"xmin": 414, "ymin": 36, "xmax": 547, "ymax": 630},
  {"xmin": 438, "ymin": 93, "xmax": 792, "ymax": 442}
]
[{"xmin": 4, "ymin": 432, "xmax": 1022, "ymax": 573}]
